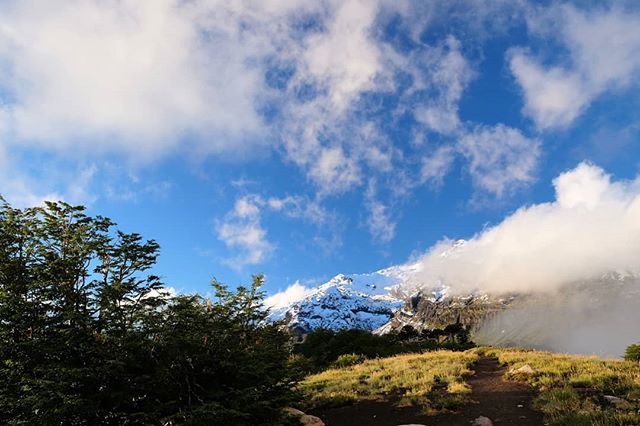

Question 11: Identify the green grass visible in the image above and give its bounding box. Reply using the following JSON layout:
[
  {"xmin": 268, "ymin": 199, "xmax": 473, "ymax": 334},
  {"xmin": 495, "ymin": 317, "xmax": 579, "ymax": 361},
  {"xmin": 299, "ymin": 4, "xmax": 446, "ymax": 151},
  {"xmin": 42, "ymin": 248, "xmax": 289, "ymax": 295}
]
[
  {"xmin": 299, "ymin": 350, "xmax": 477, "ymax": 413},
  {"xmin": 476, "ymin": 347, "xmax": 640, "ymax": 425}
]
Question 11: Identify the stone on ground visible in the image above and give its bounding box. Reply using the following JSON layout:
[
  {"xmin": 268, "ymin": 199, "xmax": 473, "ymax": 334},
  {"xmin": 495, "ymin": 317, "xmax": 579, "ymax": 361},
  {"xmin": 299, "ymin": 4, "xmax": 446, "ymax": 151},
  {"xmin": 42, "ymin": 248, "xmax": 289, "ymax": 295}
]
[
  {"xmin": 508, "ymin": 364, "xmax": 535, "ymax": 376},
  {"xmin": 472, "ymin": 416, "xmax": 494, "ymax": 426},
  {"xmin": 300, "ymin": 414, "xmax": 324, "ymax": 426},
  {"xmin": 283, "ymin": 407, "xmax": 325, "ymax": 426}
]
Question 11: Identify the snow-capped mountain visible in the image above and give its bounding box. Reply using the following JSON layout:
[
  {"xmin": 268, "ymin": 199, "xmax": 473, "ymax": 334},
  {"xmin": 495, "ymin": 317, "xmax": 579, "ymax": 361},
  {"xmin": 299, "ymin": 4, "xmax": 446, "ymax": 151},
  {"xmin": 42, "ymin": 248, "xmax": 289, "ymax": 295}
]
[
  {"xmin": 268, "ymin": 272, "xmax": 405, "ymax": 334},
  {"xmin": 265, "ymin": 242, "xmax": 503, "ymax": 335}
]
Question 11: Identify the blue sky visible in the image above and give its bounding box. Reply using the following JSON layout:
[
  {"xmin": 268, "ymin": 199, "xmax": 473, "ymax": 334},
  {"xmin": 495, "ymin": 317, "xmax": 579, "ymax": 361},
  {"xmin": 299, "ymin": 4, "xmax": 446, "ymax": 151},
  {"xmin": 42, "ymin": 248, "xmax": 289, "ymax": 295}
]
[{"xmin": 1, "ymin": 0, "xmax": 640, "ymax": 297}]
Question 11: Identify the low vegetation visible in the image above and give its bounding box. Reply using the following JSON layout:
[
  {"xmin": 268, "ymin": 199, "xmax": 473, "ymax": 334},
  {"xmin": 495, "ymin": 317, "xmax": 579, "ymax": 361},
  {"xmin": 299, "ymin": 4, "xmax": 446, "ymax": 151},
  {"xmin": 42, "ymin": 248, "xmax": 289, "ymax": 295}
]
[
  {"xmin": 295, "ymin": 324, "xmax": 474, "ymax": 372},
  {"xmin": 299, "ymin": 350, "xmax": 477, "ymax": 414},
  {"xmin": 478, "ymin": 347, "xmax": 640, "ymax": 426}
]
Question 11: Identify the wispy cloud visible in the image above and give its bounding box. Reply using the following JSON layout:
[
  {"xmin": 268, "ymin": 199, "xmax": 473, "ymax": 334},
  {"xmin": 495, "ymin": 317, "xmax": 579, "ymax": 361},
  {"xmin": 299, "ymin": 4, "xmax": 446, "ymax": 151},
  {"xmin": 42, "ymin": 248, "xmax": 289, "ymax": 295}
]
[
  {"xmin": 216, "ymin": 192, "xmax": 337, "ymax": 267},
  {"xmin": 510, "ymin": 4, "xmax": 640, "ymax": 129},
  {"xmin": 364, "ymin": 179, "xmax": 396, "ymax": 243},
  {"xmin": 216, "ymin": 195, "xmax": 273, "ymax": 270},
  {"xmin": 458, "ymin": 124, "xmax": 541, "ymax": 197}
]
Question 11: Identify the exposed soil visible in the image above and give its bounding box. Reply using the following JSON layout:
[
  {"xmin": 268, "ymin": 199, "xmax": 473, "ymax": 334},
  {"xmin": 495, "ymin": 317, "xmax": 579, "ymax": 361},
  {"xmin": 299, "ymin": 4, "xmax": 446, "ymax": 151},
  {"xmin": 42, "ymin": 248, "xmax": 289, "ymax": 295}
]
[{"xmin": 310, "ymin": 356, "xmax": 545, "ymax": 425}]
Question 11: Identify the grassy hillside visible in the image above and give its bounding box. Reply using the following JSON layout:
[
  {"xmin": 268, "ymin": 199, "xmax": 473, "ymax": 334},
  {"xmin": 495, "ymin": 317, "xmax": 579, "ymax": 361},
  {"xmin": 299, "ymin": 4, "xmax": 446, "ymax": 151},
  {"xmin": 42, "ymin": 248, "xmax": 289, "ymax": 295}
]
[
  {"xmin": 478, "ymin": 347, "xmax": 640, "ymax": 426},
  {"xmin": 299, "ymin": 347, "xmax": 640, "ymax": 425},
  {"xmin": 299, "ymin": 350, "xmax": 478, "ymax": 414}
]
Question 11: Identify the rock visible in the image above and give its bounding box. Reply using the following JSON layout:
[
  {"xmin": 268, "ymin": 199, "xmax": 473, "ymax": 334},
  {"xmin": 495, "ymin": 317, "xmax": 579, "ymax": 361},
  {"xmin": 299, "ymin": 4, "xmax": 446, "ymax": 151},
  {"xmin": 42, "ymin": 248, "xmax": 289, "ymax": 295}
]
[
  {"xmin": 604, "ymin": 395, "xmax": 622, "ymax": 404},
  {"xmin": 283, "ymin": 407, "xmax": 325, "ymax": 426},
  {"xmin": 509, "ymin": 364, "xmax": 535, "ymax": 376},
  {"xmin": 472, "ymin": 416, "xmax": 493, "ymax": 426},
  {"xmin": 284, "ymin": 407, "xmax": 306, "ymax": 417},
  {"xmin": 300, "ymin": 414, "xmax": 325, "ymax": 426},
  {"xmin": 397, "ymin": 424, "xmax": 426, "ymax": 426}
]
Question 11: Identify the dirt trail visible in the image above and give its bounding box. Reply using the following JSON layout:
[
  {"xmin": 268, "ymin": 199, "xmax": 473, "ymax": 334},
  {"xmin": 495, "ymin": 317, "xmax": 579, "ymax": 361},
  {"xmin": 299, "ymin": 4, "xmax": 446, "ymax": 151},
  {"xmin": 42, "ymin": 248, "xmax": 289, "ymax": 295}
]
[{"xmin": 311, "ymin": 356, "xmax": 545, "ymax": 425}]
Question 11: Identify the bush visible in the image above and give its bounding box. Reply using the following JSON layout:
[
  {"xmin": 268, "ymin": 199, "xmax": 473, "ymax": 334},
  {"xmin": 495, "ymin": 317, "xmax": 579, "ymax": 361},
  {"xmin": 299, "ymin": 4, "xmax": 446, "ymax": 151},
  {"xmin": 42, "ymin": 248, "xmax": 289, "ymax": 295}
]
[
  {"xmin": 624, "ymin": 343, "xmax": 640, "ymax": 361},
  {"xmin": 333, "ymin": 353, "xmax": 365, "ymax": 368}
]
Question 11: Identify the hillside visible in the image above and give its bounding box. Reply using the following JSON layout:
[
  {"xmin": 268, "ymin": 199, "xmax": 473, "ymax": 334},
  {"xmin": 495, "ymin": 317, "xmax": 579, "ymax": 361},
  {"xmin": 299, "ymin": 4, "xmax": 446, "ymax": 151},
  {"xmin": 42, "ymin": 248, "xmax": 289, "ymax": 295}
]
[{"xmin": 297, "ymin": 347, "xmax": 640, "ymax": 426}]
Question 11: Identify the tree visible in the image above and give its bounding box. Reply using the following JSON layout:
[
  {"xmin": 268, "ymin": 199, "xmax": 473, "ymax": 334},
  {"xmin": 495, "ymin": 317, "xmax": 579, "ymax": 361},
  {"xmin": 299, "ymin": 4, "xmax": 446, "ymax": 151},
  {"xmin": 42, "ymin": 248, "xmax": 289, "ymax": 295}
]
[
  {"xmin": 0, "ymin": 198, "xmax": 297, "ymax": 425},
  {"xmin": 398, "ymin": 325, "xmax": 419, "ymax": 341}
]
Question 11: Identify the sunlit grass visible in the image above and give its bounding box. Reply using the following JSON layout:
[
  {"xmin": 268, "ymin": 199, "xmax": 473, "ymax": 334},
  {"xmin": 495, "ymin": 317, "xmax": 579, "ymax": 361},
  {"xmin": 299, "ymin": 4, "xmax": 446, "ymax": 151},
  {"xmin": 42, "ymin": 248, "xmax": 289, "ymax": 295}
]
[
  {"xmin": 299, "ymin": 350, "xmax": 477, "ymax": 412},
  {"xmin": 476, "ymin": 347, "xmax": 640, "ymax": 425}
]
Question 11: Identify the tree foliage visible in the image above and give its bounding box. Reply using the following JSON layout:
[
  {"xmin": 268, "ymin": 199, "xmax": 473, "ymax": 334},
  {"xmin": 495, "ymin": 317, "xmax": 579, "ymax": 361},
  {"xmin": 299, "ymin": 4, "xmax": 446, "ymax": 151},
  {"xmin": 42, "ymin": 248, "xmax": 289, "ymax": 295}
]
[
  {"xmin": 0, "ymin": 197, "xmax": 296, "ymax": 425},
  {"xmin": 625, "ymin": 343, "xmax": 640, "ymax": 362}
]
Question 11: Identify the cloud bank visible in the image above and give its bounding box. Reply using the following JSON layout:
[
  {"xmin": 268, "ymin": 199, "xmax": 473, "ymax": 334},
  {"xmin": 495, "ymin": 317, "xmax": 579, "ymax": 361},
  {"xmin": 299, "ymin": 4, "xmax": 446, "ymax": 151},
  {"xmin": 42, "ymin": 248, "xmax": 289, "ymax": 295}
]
[
  {"xmin": 475, "ymin": 281, "xmax": 640, "ymax": 357},
  {"xmin": 413, "ymin": 162, "xmax": 640, "ymax": 294}
]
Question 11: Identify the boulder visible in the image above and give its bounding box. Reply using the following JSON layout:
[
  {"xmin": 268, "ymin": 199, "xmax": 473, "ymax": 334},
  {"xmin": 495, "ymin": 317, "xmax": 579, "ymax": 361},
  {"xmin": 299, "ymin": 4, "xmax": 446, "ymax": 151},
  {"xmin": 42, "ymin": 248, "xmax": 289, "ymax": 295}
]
[
  {"xmin": 472, "ymin": 416, "xmax": 493, "ymax": 426},
  {"xmin": 284, "ymin": 407, "xmax": 306, "ymax": 417},
  {"xmin": 509, "ymin": 364, "xmax": 535, "ymax": 376},
  {"xmin": 283, "ymin": 407, "xmax": 325, "ymax": 426}
]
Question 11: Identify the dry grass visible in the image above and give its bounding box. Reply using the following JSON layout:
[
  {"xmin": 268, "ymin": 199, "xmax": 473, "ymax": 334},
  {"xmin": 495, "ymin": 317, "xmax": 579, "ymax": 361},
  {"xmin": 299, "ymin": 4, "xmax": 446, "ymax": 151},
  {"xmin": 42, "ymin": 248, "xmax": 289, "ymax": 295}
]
[
  {"xmin": 476, "ymin": 347, "xmax": 640, "ymax": 425},
  {"xmin": 299, "ymin": 350, "xmax": 477, "ymax": 413}
]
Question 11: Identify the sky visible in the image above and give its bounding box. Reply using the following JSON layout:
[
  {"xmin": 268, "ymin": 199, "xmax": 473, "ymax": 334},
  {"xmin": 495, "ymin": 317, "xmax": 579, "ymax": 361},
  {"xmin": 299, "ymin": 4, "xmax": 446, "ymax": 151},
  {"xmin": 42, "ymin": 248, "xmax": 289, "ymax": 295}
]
[{"xmin": 1, "ymin": 0, "xmax": 640, "ymax": 297}]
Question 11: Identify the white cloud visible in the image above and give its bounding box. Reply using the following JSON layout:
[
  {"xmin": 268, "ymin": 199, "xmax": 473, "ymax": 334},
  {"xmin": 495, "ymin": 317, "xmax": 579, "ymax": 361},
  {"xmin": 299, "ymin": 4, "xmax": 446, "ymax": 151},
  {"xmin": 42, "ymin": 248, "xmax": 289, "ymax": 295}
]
[
  {"xmin": 413, "ymin": 36, "xmax": 474, "ymax": 135},
  {"xmin": 216, "ymin": 195, "xmax": 273, "ymax": 269},
  {"xmin": 301, "ymin": 0, "xmax": 383, "ymax": 112},
  {"xmin": 0, "ymin": 0, "xmax": 313, "ymax": 158},
  {"xmin": 267, "ymin": 195, "xmax": 328, "ymax": 225},
  {"xmin": 413, "ymin": 162, "xmax": 640, "ymax": 294},
  {"xmin": 280, "ymin": 0, "xmax": 390, "ymax": 195},
  {"xmin": 365, "ymin": 200, "xmax": 396, "ymax": 243},
  {"xmin": 364, "ymin": 180, "xmax": 396, "ymax": 243},
  {"xmin": 458, "ymin": 124, "xmax": 541, "ymax": 197},
  {"xmin": 264, "ymin": 281, "xmax": 313, "ymax": 310},
  {"xmin": 510, "ymin": 4, "xmax": 640, "ymax": 129},
  {"xmin": 421, "ymin": 146, "xmax": 455, "ymax": 187},
  {"xmin": 308, "ymin": 146, "xmax": 361, "ymax": 193},
  {"xmin": 217, "ymin": 192, "xmax": 335, "ymax": 267}
]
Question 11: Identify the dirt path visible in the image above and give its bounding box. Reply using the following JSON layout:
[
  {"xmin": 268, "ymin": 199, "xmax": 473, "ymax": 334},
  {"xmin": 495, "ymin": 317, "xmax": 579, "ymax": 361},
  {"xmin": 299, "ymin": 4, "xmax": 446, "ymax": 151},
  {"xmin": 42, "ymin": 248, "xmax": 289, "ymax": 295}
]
[{"xmin": 311, "ymin": 356, "xmax": 545, "ymax": 425}]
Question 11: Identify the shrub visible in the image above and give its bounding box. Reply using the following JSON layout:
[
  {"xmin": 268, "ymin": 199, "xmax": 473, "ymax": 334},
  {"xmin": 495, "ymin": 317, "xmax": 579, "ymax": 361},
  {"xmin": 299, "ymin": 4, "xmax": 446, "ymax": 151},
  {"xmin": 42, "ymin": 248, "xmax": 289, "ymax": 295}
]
[
  {"xmin": 333, "ymin": 353, "xmax": 366, "ymax": 368},
  {"xmin": 624, "ymin": 343, "xmax": 640, "ymax": 361}
]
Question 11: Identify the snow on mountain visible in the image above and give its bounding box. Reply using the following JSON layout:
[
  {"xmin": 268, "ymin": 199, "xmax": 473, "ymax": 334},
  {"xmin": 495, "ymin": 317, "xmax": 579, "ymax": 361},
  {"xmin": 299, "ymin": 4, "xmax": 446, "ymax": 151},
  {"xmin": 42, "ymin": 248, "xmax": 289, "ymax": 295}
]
[
  {"xmin": 267, "ymin": 271, "xmax": 407, "ymax": 334},
  {"xmin": 265, "ymin": 240, "xmax": 477, "ymax": 334}
]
